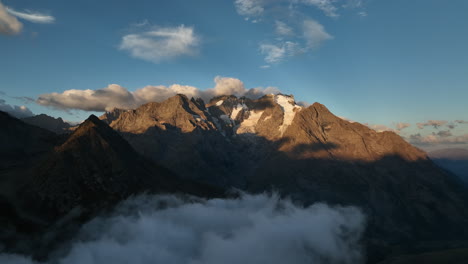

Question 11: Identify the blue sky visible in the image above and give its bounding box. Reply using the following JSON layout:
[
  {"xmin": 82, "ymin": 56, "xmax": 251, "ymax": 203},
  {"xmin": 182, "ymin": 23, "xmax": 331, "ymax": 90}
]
[{"xmin": 1, "ymin": 0, "xmax": 467, "ymax": 150}]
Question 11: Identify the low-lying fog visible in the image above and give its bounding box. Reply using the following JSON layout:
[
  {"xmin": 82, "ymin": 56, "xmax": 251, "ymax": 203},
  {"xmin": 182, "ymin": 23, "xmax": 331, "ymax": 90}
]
[{"xmin": 1, "ymin": 193, "xmax": 365, "ymax": 264}]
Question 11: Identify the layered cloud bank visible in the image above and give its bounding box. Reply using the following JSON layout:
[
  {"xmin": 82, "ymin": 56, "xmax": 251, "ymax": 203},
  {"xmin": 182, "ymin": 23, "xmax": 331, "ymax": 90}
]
[
  {"xmin": 36, "ymin": 76, "xmax": 280, "ymax": 112},
  {"xmin": 0, "ymin": 193, "xmax": 365, "ymax": 264}
]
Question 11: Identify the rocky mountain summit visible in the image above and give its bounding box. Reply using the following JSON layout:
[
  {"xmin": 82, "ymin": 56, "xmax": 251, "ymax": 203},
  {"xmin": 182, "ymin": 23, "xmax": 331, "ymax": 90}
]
[
  {"xmin": 1, "ymin": 93, "xmax": 468, "ymax": 262},
  {"xmin": 100, "ymin": 93, "xmax": 468, "ymax": 245}
]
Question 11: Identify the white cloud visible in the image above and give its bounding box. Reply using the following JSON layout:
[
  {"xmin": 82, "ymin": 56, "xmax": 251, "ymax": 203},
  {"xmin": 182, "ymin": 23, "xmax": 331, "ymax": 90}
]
[
  {"xmin": 120, "ymin": 25, "xmax": 200, "ymax": 63},
  {"xmin": 6, "ymin": 7, "xmax": 55, "ymax": 24},
  {"xmin": 303, "ymin": 19, "xmax": 333, "ymax": 49},
  {"xmin": 260, "ymin": 41, "xmax": 301, "ymax": 63},
  {"xmin": 234, "ymin": 0, "xmax": 265, "ymax": 17},
  {"xmin": 300, "ymin": 0, "xmax": 339, "ymax": 18},
  {"xmin": 366, "ymin": 124, "xmax": 396, "ymax": 133},
  {"xmin": 0, "ymin": 193, "xmax": 365, "ymax": 264},
  {"xmin": 0, "ymin": 2, "xmax": 22, "ymax": 35},
  {"xmin": 260, "ymin": 43, "xmax": 286, "ymax": 63},
  {"xmin": 0, "ymin": 99, "xmax": 33, "ymax": 118},
  {"xmin": 357, "ymin": 11, "xmax": 367, "ymax": 17},
  {"xmin": 275, "ymin": 20, "xmax": 294, "ymax": 36},
  {"xmin": 36, "ymin": 76, "xmax": 281, "ymax": 112}
]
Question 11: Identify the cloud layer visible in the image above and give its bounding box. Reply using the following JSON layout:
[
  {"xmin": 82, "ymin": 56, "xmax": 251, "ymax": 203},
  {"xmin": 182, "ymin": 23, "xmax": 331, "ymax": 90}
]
[
  {"xmin": 120, "ymin": 25, "xmax": 200, "ymax": 63},
  {"xmin": 0, "ymin": 2, "xmax": 22, "ymax": 35},
  {"xmin": 0, "ymin": 193, "xmax": 365, "ymax": 264},
  {"xmin": 416, "ymin": 120, "xmax": 448, "ymax": 129},
  {"xmin": 0, "ymin": 99, "xmax": 33, "ymax": 118},
  {"xmin": 36, "ymin": 76, "xmax": 280, "ymax": 112}
]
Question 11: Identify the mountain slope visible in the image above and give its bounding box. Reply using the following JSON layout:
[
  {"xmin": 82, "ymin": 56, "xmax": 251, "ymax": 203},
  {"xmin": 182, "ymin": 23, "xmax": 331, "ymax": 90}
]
[
  {"xmin": 27, "ymin": 115, "xmax": 221, "ymax": 218},
  {"xmin": 100, "ymin": 94, "xmax": 468, "ymax": 246},
  {"xmin": 22, "ymin": 114, "xmax": 71, "ymax": 134}
]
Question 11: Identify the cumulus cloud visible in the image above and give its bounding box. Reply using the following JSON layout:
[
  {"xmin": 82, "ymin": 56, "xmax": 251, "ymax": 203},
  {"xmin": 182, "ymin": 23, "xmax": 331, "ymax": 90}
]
[
  {"xmin": 36, "ymin": 76, "xmax": 281, "ymax": 112},
  {"xmin": 0, "ymin": 193, "xmax": 365, "ymax": 264},
  {"xmin": 395, "ymin": 122, "xmax": 411, "ymax": 131},
  {"xmin": 303, "ymin": 19, "xmax": 333, "ymax": 49},
  {"xmin": 0, "ymin": 99, "xmax": 34, "ymax": 118},
  {"xmin": 6, "ymin": 7, "xmax": 55, "ymax": 24},
  {"xmin": 0, "ymin": 2, "xmax": 22, "ymax": 35},
  {"xmin": 416, "ymin": 120, "xmax": 448, "ymax": 129},
  {"xmin": 119, "ymin": 25, "xmax": 200, "ymax": 63}
]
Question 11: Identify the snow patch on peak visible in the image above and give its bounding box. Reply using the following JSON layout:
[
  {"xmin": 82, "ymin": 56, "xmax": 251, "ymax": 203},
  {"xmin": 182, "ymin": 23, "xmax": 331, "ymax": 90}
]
[
  {"xmin": 236, "ymin": 110, "xmax": 264, "ymax": 134},
  {"xmin": 275, "ymin": 94, "xmax": 302, "ymax": 135},
  {"xmin": 230, "ymin": 103, "xmax": 248, "ymax": 120},
  {"xmin": 216, "ymin": 100, "xmax": 224, "ymax": 106}
]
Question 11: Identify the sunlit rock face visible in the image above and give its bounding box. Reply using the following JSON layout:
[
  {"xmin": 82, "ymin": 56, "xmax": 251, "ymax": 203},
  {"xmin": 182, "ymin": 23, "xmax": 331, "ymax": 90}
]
[{"xmin": 98, "ymin": 94, "xmax": 468, "ymax": 243}]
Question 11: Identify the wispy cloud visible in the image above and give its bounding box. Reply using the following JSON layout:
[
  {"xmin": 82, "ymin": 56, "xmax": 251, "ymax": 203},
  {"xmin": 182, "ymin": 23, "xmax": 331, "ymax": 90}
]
[
  {"xmin": 416, "ymin": 120, "xmax": 448, "ymax": 129},
  {"xmin": 0, "ymin": 2, "xmax": 22, "ymax": 35},
  {"xmin": 260, "ymin": 41, "xmax": 301, "ymax": 63},
  {"xmin": 275, "ymin": 20, "xmax": 294, "ymax": 36},
  {"xmin": 366, "ymin": 124, "xmax": 397, "ymax": 133},
  {"xmin": 300, "ymin": 0, "xmax": 339, "ymax": 18},
  {"xmin": 36, "ymin": 76, "xmax": 280, "ymax": 112},
  {"xmin": 259, "ymin": 19, "xmax": 331, "ymax": 64},
  {"xmin": 395, "ymin": 122, "xmax": 411, "ymax": 131},
  {"xmin": 455, "ymin": 120, "xmax": 468, "ymax": 125},
  {"xmin": 6, "ymin": 6, "xmax": 55, "ymax": 24},
  {"xmin": 234, "ymin": 0, "xmax": 265, "ymax": 18},
  {"xmin": 302, "ymin": 19, "xmax": 333, "ymax": 48},
  {"xmin": 234, "ymin": 1, "xmax": 338, "ymax": 66},
  {"xmin": 409, "ymin": 133, "xmax": 468, "ymax": 146},
  {"xmin": 120, "ymin": 25, "xmax": 200, "ymax": 63}
]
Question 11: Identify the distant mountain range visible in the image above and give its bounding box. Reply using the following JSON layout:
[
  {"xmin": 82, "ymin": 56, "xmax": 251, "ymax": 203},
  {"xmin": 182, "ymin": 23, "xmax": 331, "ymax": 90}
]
[
  {"xmin": 429, "ymin": 148, "xmax": 468, "ymax": 183},
  {"xmin": 1, "ymin": 94, "xmax": 468, "ymax": 263},
  {"xmin": 21, "ymin": 114, "xmax": 72, "ymax": 134}
]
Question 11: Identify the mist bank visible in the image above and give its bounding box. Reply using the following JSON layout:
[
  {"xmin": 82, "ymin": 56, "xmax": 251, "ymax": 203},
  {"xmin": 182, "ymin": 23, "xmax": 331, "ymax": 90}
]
[{"xmin": 0, "ymin": 193, "xmax": 365, "ymax": 264}]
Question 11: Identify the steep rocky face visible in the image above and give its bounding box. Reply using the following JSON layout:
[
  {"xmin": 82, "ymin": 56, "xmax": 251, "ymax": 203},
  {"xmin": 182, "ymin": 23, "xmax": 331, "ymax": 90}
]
[
  {"xmin": 0, "ymin": 111, "xmax": 57, "ymax": 200},
  {"xmin": 26, "ymin": 115, "xmax": 221, "ymax": 218},
  {"xmin": 100, "ymin": 94, "xmax": 468, "ymax": 245},
  {"xmin": 248, "ymin": 103, "xmax": 468, "ymax": 242},
  {"xmin": 21, "ymin": 114, "xmax": 71, "ymax": 134}
]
